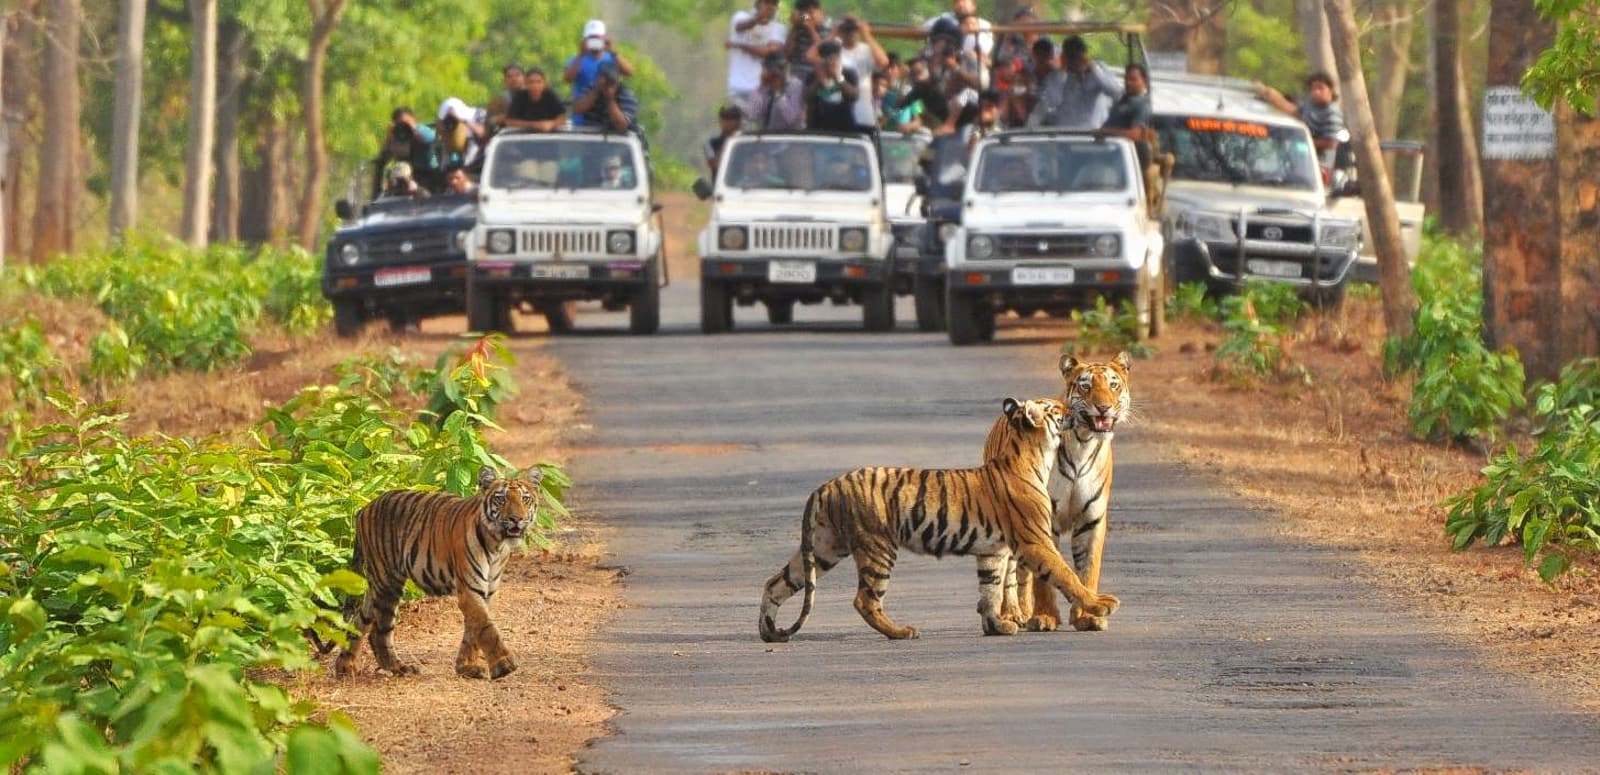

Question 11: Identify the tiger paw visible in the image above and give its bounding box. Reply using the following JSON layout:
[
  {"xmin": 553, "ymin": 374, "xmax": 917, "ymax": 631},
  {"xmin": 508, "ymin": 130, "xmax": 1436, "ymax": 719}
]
[
  {"xmin": 982, "ymin": 618, "xmax": 1020, "ymax": 636},
  {"xmin": 1071, "ymin": 613, "xmax": 1109, "ymax": 632},
  {"xmin": 1026, "ymin": 614, "xmax": 1060, "ymax": 632},
  {"xmin": 380, "ymin": 662, "xmax": 419, "ymax": 677},
  {"xmin": 884, "ymin": 626, "xmax": 920, "ymax": 640},
  {"xmin": 457, "ymin": 662, "xmax": 488, "ymax": 679},
  {"xmin": 489, "ymin": 656, "xmax": 518, "ymax": 680}
]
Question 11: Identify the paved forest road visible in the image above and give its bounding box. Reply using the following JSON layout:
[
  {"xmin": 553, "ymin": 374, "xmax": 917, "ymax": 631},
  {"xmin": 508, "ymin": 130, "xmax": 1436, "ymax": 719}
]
[{"xmin": 555, "ymin": 288, "xmax": 1600, "ymax": 774}]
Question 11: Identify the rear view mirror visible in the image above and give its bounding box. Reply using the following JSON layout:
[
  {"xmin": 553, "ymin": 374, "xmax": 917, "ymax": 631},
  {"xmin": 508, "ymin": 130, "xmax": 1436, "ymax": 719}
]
[
  {"xmin": 691, "ymin": 177, "xmax": 713, "ymax": 201},
  {"xmin": 335, "ymin": 199, "xmax": 355, "ymax": 220}
]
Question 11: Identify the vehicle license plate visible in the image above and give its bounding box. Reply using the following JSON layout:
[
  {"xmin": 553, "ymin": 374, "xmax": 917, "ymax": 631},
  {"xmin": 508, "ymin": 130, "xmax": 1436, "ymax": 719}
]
[
  {"xmin": 1011, "ymin": 266, "xmax": 1075, "ymax": 285},
  {"xmin": 531, "ymin": 263, "xmax": 590, "ymax": 280},
  {"xmin": 768, "ymin": 261, "xmax": 817, "ymax": 284},
  {"xmin": 1246, "ymin": 259, "xmax": 1302, "ymax": 278},
  {"xmin": 372, "ymin": 267, "xmax": 431, "ymax": 287}
]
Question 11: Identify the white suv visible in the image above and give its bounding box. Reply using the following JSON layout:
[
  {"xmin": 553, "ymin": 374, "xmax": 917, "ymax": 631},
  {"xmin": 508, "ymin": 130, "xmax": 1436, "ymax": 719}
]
[
  {"xmin": 470, "ymin": 129, "xmax": 665, "ymax": 335},
  {"xmin": 943, "ymin": 131, "xmax": 1165, "ymax": 345},
  {"xmin": 695, "ymin": 131, "xmax": 894, "ymax": 333}
]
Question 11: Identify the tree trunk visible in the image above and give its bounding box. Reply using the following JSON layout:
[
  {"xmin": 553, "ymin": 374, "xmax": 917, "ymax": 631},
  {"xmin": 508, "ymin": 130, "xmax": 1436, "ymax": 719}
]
[
  {"xmin": 32, "ymin": 0, "xmax": 78, "ymax": 263},
  {"xmin": 1295, "ymin": 0, "xmax": 1336, "ymax": 79},
  {"xmin": 0, "ymin": 11, "xmax": 8, "ymax": 272},
  {"xmin": 1370, "ymin": 0, "xmax": 1414, "ymax": 141},
  {"xmin": 295, "ymin": 0, "xmax": 346, "ymax": 251},
  {"xmin": 179, "ymin": 0, "xmax": 216, "ymax": 247},
  {"xmin": 2, "ymin": 5, "xmax": 33, "ymax": 263},
  {"xmin": 1325, "ymin": 0, "xmax": 1415, "ymax": 340},
  {"xmin": 1481, "ymin": 0, "xmax": 1598, "ymax": 380},
  {"xmin": 1147, "ymin": 0, "xmax": 1227, "ymax": 75},
  {"xmin": 240, "ymin": 111, "xmax": 289, "ymax": 245},
  {"xmin": 210, "ymin": 18, "xmax": 244, "ymax": 244},
  {"xmin": 109, "ymin": 0, "xmax": 147, "ymax": 239},
  {"xmin": 1433, "ymin": 0, "xmax": 1483, "ymax": 236}
]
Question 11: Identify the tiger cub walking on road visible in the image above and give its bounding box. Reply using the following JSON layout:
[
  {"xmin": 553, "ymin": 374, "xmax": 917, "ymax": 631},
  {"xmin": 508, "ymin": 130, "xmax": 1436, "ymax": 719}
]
[
  {"xmin": 332, "ymin": 465, "xmax": 542, "ymax": 679},
  {"xmin": 759, "ymin": 397, "xmax": 1120, "ymax": 642},
  {"xmin": 990, "ymin": 352, "xmax": 1131, "ymax": 633}
]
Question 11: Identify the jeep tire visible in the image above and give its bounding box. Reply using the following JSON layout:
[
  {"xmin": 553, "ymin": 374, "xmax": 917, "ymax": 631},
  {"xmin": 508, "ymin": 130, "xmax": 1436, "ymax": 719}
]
[
  {"xmin": 701, "ymin": 278, "xmax": 733, "ymax": 334},
  {"xmin": 946, "ymin": 287, "xmax": 993, "ymax": 345},
  {"xmin": 913, "ymin": 274, "xmax": 946, "ymax": 332},
  {"xmin": 862, "ymin": 282, "xmax": 895, "ymax": 332},
  {"xmin": 542, "ymin": 301, "xmax": 575, "ymax": 334},
  {"xmin": 629, "ymin": 260, "xmax": 661, "ymax": 335},
  {"xmin": 333, "ymin": 299, "xmax": 364, "ymax": 338}
]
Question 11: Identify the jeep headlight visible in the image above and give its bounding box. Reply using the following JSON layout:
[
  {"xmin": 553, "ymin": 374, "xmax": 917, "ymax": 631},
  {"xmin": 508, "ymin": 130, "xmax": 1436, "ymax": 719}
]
[
  {"xmin": 839, "ymin": 227, "xmax": 868, "ymax": 253},
  {"xmin": 453, "ymin": 231, "xmax": 471, "ymax": 252},
  {"xmin": 1094, "ymin": 234, "xmax": 1121, "ymax": 258},
  {"xmin": 719, "ymin": 225, "xmax": 748, "ymax": 251},
  {"xmin": 607, "ymin": 229, "xmax": 636, "ymax": 255},
  {"xmin": 1180, "ymin": 212, "xmax": 1234, "ymax": 243},
  {"xmin": 938, "ymin": 222, "xmax": 960, "ymax": 243},
  {"xmin": 339, "ymin": 243, "xmax": 361, "ymax": 266},
  {"xmin": 968, "ymin": 234, "xmax": 996, "ymax": 260},
  {"xmin": 1320, "ymin": 221, "xmax": 1363, "ymax": 250},
  {"xmin": 487, "ymin": 229, "xmax": 515, "ymax": 254}
]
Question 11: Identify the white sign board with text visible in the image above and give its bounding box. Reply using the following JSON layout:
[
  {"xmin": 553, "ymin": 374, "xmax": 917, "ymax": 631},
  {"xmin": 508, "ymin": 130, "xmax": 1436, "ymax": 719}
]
[{"xmin": 1482, "ymin": 86, "xmax": 1556, "ymax": 160}]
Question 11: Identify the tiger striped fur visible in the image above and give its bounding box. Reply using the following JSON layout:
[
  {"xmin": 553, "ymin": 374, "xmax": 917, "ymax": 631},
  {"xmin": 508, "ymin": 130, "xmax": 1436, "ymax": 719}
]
[
  {"xmin": 759, "ymin": 397, "xmax": 1120, "ymax": 642},
  {"xmin": 332, "ymin": 465, "xmax": 542, "ymax": 679},
  {"xmin": 989, "ymin": 352, "xmax": 1130, "ymax": 633}
]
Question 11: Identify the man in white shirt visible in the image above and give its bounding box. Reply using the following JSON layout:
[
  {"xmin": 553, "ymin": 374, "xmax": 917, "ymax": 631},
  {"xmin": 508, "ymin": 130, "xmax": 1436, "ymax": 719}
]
[
  {"xmin": 833, "ymin": 15, "xmax": 888, "ymax": 129},
  {"xmin": 725, "ymin": 0, "xmax": 787, "ymax": 115}
]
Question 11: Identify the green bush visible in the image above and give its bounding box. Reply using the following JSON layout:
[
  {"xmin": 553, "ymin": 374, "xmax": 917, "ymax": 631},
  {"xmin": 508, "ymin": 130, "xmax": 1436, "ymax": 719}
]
[
  {"xmin": 1065, "ymin": 296, "xmax": 1154, "ymax": 359},
  {"xmin": 1211, "ymin": 283, "xmax": 1306, "ymax": 383},
  {"xmin": 1, "ymin": 336, "xmax": 565, "ymax": 771},
  {"xmin": 27, "ymin": 239, "xmax": 330, "ymax": 380},
  {"xmin": 1168, "ymin": 281, "xmax": 1215, "ymax": 322},
  {"xmin": 0, "ymin": 317, "xmax": 63, "ymax": 409},
  {"xmin": 1383, "ymin": 235, "xmax": 1525, "ymax": 443},
  {"xmin": 1444, "ymin": 361, "xmax": 1600, "ymax": 583}
]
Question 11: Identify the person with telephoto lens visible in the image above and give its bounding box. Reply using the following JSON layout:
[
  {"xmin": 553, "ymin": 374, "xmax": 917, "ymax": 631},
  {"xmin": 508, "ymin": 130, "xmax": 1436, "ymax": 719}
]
[{"xmin": 371, "ymin": 107, "xmax": 438, "ymax": 198}]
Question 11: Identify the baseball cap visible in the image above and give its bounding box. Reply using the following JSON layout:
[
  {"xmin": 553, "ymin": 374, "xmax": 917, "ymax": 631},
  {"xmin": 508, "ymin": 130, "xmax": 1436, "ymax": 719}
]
[
  {"xmin": 437, "ymin": 96, "xmax": 472, "ymax": 122},
  {"xmin": 583, "ymin": 19, "xmax": 606, "ymax": 38},
  {"xmin": 389, "ymin": 161, "xmax": 413, "ymax": 181}
]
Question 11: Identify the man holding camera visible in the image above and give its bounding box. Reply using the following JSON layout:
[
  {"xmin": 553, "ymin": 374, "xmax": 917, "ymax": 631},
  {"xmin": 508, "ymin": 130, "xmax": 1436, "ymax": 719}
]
[
  {"xmin": 371, "ymin": 107, "xmax": 438, "ymax": 199},
  {"xmin": 1027, "ymin": 35, "xmax": 1122, "ymax": 130},
  {"xmin": 565, "ymin": 19, "xmax": 635, "ymax": 126},
  {"xmin": 571, "ymin": 61, "xmax": 643, "ymax": 139},
  {"xmin": 747, "ymin": 52, "xmax": 805, "ymax": 131},
  {"xmin": 806, "ymin": 40, "xmax": 862, "ymax": 133},
  {"xmin": 785, "ymin": 0, "xmax": 831, "ymax": 83}
]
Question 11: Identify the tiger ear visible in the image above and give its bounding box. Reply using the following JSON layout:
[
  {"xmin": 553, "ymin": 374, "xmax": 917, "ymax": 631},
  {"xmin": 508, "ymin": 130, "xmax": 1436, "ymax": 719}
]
[
  {"xmin": 477, "ymin": 465, "xmax": 499, "ymax": 491},
  {"xmin": 525, "ymin": 466, "xmax": 545, "ymax": 486},
  {"xmin": 1114, "ymin": 351, "xmax": 1132, "ymax": 372},
  {"xmin": 1002, "ymin": 397, "xmax": 1022, "ymax": 423},
  {"xmin": 1059, "ymin": 353, "xmax": 1081, "ymax": 378}
]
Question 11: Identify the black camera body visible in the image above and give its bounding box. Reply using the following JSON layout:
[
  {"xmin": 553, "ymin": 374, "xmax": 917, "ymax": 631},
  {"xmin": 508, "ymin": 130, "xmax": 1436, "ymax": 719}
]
[{"xmin": 392, "ymin": 121, "xmax": 415, "ymax": 143}]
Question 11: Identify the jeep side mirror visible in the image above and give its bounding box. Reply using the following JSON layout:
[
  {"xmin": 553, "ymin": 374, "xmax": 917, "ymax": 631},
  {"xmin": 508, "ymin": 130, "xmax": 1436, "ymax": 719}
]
[
  {"xmin": 691, "ymin": 177, "xmax": 713, "ymax": 201},
  {"xmin": 335, "ymin": 199, "xmax": 354, "ymax": 220},
  {"xmin": 913, "ymin": 174, "xmax": 930, "ymax": 197}
]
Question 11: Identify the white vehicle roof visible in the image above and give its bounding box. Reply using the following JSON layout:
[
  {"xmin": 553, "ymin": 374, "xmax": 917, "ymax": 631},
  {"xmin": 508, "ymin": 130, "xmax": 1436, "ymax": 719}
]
[{"xmin": 1148, "ymin": 72, "xmax": 1308, "ymax": 129}]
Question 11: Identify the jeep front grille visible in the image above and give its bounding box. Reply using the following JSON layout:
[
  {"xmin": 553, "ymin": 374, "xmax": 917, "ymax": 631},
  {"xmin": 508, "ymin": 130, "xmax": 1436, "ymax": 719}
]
[
  {"xmin": 750, "ymin": 224, "xmax": 836, "ymax": 253},
  {"xmin": 520, "ymin": 228, "xmax": 604, "ymax": 257},
  {"xmin": 366, "ymin": 232, "xmax": 453, "ymax": 263},
  {"xmin": 997, "ymin": 233, "xmax": 1096, "ymax": 260}
]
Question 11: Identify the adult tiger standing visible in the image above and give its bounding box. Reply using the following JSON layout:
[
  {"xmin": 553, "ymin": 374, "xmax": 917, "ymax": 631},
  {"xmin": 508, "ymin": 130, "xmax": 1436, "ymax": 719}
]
[
  {"xmin": 327, "ymin": 465, "xmax": 543, "ymax": 679},
  {"xmin": 758, "ymin": 397, "xmax": 1120, "ymax": 642},
  {"xmin": 989, "ymin": 352, "xmax": 1131, "ymax": 633}
]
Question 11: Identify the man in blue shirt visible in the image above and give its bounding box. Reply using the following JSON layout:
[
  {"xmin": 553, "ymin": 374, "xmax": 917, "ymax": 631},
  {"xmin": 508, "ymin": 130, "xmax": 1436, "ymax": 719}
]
[
  {"xmin": 572, "ymin": 61, "xmax": 644, "ymax": 143},
  {"xmin": 564, "ymin": 19, "xmax": 636, "ymax": 126}
]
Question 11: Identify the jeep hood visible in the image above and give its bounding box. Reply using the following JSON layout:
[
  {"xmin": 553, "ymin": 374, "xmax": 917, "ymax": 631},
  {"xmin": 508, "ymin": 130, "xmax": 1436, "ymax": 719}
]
[
  {"xmin": 478, "ymin": 198, "xmax": 649, "ymax": 227},
  {"xmin": 713, "ymin": 195, "xmax": 880, "ymax": 225},
  {"xmin": 1166, "ymin": 181, "xmax": 1333, "ymax": 217},
  {"xmin": 964, "ymin": 196, "xmax": 1140, "ymax": 230}
]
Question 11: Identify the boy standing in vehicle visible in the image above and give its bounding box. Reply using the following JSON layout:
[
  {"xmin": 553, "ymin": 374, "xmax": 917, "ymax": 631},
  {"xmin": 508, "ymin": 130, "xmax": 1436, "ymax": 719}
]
[
  {"xmin": 726, "ymin": 0, "xmax": 787, "ymax": 115},
  {"xmin": 565, "ymin": 19, "xmax": 635, "ymax": 126}
]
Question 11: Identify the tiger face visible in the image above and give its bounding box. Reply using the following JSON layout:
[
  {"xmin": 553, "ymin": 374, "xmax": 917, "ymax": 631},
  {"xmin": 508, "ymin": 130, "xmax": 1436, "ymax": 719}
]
[
  {"xmin": 1003, "ymin": 396, "xmax": 1070, "ymax": 447},
  {"xmin": 1059, "ymin": 351, "xmax": 1131, "ymax": 435},
  {"xmin": 476, "ymin": 465, "xmax": 542, "ymax": 541}
]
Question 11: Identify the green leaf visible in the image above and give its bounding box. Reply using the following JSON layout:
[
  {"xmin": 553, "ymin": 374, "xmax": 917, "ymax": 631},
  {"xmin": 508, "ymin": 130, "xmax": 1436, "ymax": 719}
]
[
  {"xmin": 1538, "ymin": 553, "xmax": 1571, "ymax": 583},
  {"xmin": 7, "ymin": 596, "xmax": 47, "ymax": 639},
  {"xmin": 286, "ymin": 726, "xmax": 343, "ymax": 775},
  {"xmin": 318, "ymin": 569, "xmax": 367, "ymax": 597}
]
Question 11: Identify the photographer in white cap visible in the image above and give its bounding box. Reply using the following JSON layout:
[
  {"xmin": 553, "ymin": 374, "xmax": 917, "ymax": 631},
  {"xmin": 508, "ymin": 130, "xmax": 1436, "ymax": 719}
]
[{"xmin": 564, "ymin": 18, "xmax": 635, "ymax": 126}]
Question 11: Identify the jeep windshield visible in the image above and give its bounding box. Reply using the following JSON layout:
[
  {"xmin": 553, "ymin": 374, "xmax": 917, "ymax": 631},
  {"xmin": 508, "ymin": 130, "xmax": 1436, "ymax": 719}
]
[
  {"xmin": 487, "ymin": 137, "xmax": 641, "ymax": 191},
  {"xmin": 722, "ymin": 139, "xmax": 876, "ymax": 193},
  {"xmin": 974, "ymin": 141, "xmax": 1130, "ymax": 194},
  {"xmin": 1154, "ymin": 115, "xmax": 1320, "ymax": 191},
  {"xmin": 880, "ymin": 135, "xmax": 927, "ymax": 185}
]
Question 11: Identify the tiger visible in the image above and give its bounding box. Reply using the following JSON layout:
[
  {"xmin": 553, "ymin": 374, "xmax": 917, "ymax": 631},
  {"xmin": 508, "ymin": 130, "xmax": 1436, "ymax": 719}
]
[
  {"xmin": 988, "ymin": 351, "xmax": 1130, "ymax": 633},
  {"xmin": 325, "ymin": 465, "xmax": 542, "ymax": 679},
  {"xmin": 759, "ymin": 397, "xmax": 1121, "ymax": 642}
]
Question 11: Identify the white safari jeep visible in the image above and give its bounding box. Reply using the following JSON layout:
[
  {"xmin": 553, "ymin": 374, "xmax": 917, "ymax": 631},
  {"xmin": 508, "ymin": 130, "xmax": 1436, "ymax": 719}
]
[
  {"xmin": 695, "ymin": 131, "xmax": 894, "ymax": 333},
  {"xmin": 943, "ymin": 131, "xmax": 1165, "ymax": 345},
  {"xmin": 469, "ymin": 128, "xmax": 665, "ymax": 335}
]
